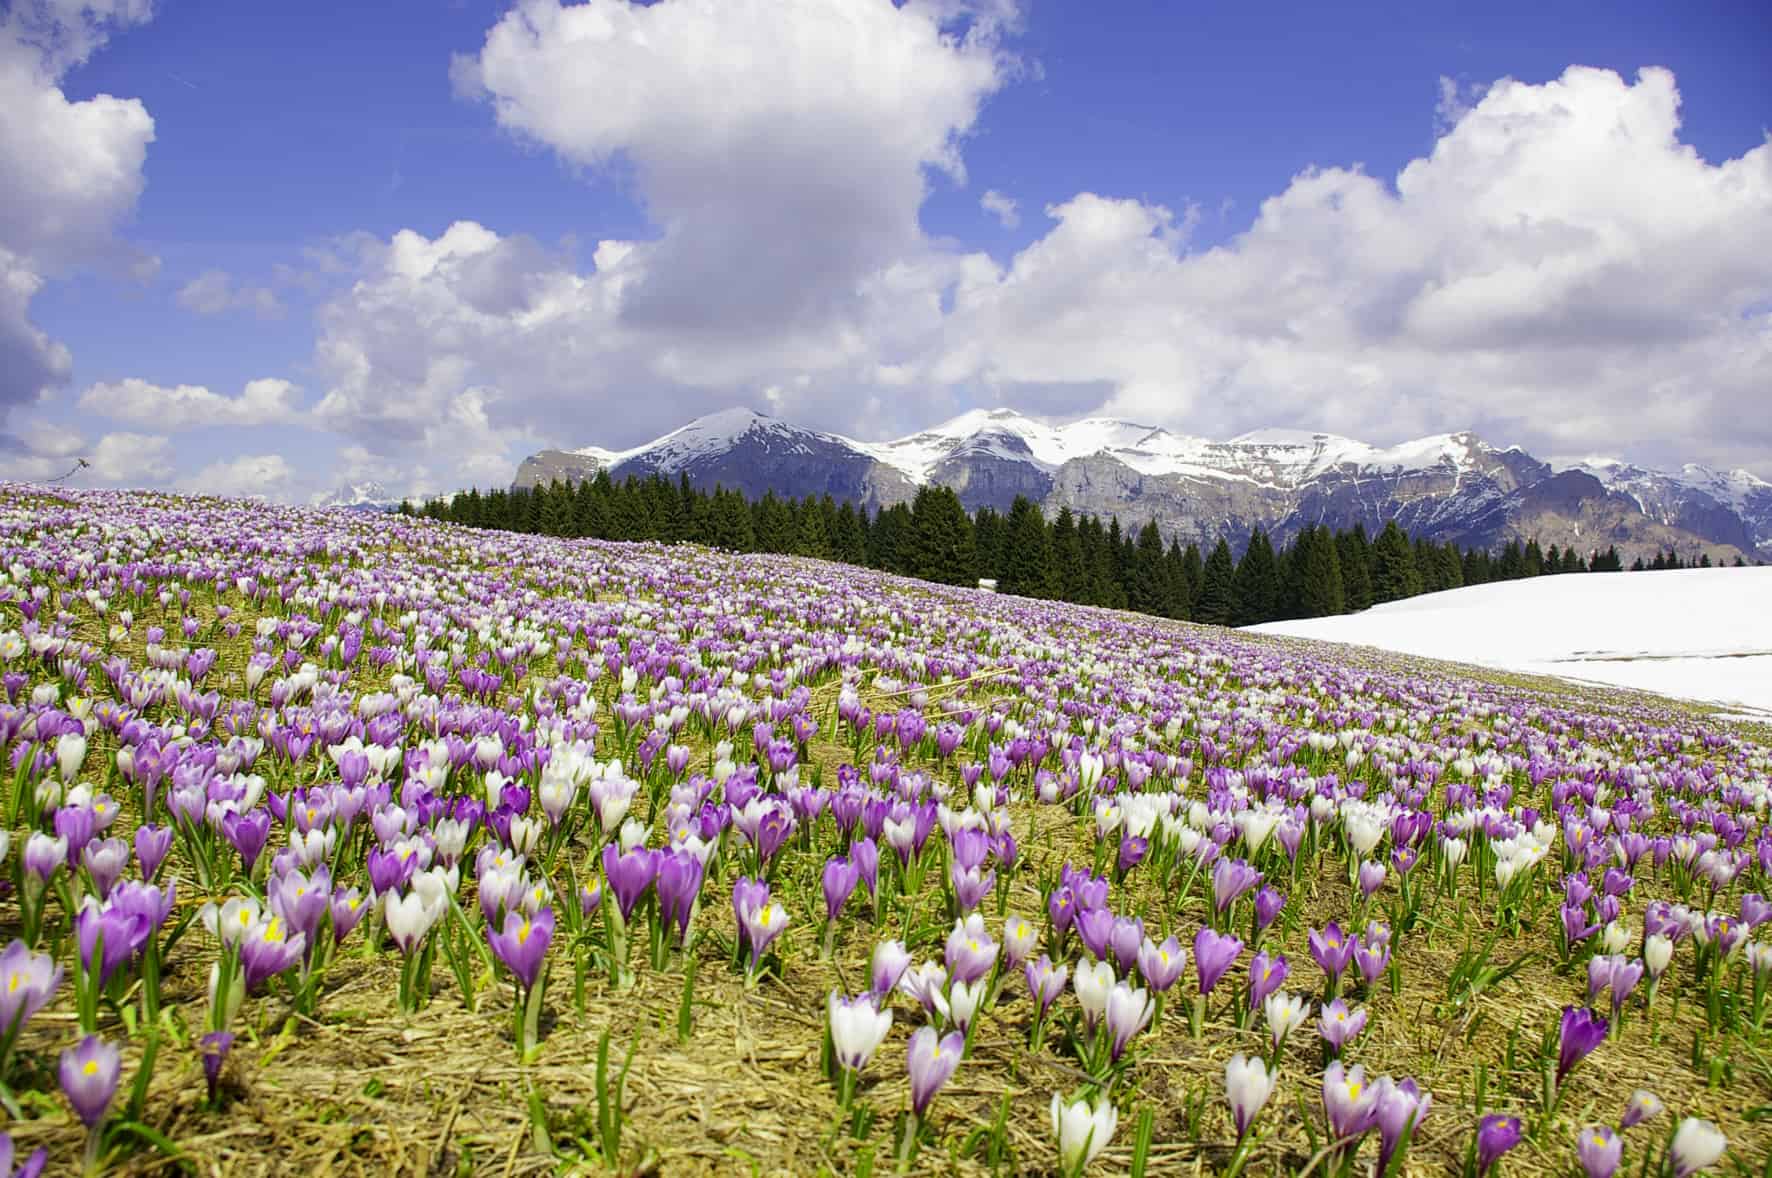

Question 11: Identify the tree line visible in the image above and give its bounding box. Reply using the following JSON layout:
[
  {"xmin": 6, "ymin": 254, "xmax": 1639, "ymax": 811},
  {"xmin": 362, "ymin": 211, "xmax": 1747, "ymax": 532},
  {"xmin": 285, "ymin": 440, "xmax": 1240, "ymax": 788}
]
[{"xmin": 401, "ymin": 473, "xmax": 1750, "ymax": 627}]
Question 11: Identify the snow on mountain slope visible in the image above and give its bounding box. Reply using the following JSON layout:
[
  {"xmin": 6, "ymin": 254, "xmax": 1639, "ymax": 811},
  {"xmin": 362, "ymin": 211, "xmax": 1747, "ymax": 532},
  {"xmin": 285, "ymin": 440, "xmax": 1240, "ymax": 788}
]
[
  {"xmin": 521, "ymin": 407, "xmax": 1767, "ymax": 562},
  {"xmin": 312, "ymin": 481, "xmax": 400, "ymax": 510},
  {"xmin": 1248, "ymin": 567, "xmax": 1772, "ymax": 715},
  {"xmin": 595, "ymin": 406, "xmax": 1509, "ymax": 488},
  {"xmin": 1566, "ymin": 457, "xmax": 1772, "ymax": 550}
]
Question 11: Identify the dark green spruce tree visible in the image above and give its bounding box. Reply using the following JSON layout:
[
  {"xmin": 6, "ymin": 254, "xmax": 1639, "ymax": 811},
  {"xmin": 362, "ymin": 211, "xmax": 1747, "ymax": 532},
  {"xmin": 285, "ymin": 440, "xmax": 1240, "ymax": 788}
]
[
  {"xmin": 1231, "ymin": 528, "xmax": 1281, "ymax": 625},
  {"xmin": 1370, "ymin": 520, "xmax": 1422, "ymax": 603},
  {"xmin": 1195, "ymin": 537, "xmax": 1236, "ymax": 626}
]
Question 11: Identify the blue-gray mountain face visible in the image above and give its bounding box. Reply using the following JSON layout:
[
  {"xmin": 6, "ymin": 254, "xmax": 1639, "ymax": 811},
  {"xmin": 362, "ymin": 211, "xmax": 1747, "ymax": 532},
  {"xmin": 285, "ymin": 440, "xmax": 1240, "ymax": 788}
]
[{"xmin": 513, "ymin": 407, "xmax": 1772, "ymax": 563}]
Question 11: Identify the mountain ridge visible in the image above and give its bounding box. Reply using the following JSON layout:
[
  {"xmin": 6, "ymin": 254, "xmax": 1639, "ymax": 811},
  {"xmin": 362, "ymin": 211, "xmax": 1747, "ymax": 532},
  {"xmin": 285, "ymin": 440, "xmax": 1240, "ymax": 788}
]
[{"xmin": 512, "ymin": 408, "xmax": 1772, "ymax": 563}]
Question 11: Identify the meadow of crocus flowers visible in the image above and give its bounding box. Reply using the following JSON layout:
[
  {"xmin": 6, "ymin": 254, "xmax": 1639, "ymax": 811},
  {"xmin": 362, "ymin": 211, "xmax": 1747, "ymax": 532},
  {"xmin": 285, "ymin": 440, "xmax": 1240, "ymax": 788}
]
[{"xmin": 0, "ymin": 482, "xmax": 1764, "ymax": 1176}]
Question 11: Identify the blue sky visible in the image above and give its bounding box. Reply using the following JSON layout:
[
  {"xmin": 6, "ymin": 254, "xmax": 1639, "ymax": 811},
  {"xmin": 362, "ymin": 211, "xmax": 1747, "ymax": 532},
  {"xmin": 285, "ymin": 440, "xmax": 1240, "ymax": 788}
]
[{"xmin": 3, "ymin": 0, "xmax": 1769, "ymax": 500}]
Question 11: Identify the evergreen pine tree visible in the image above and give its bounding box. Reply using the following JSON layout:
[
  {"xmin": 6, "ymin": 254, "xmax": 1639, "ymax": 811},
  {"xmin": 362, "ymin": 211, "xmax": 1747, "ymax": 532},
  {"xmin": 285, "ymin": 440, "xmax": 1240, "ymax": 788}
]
[
  {"xmin": 1336, "ymin": 526, "xmax": 1373, "ymax": 611},
  {"xmin": 1131, "ymin": 520, "xmax": 1167, "ymax": 614},
  {"xmin": 1195, "ymin": 537, "xmax": 1236, "ymax": 625},
  {"xmin": 909, "ymin": 486, "xmax": 975, "ymax": 585},
  {"xmin": 792, "ymin": 497, "xmax": 832, "ymax": 558},
  {"xmin": 1370, "ymin": 520, "xmax": 1422, "ymax": 603},
  {"xmin": 1162, "ymin": 539, "xmax": 1190, "ymax": 620},
  {"xmin": 1049, "ymin": 508, "xmax": 1084, "ymax": 601},
  {"xmin": 1231, "ymin": 528, "xmax": 1281, "ymax": 625},
  {"xmin": 1000, "ymin": 496, "xmax": 1056, "ymax": 598},
  {"xmin": 1180, "ymin": 543, "xmax": 1204, "ymax": 616},
  {"xmin": 1289, "ymin": 525, "xmax": 1346, "ymax": 618},
  {"xmin": 832, "ymin": 503, "xmax": 868, "ymax": 565},
  {"xmin": 1522, "ymin": 538, "xmax": 1545, "ymax": 577},
  {"xmin": 972, "ymin": 507, "xmax": 1005, "ymax": 582}
]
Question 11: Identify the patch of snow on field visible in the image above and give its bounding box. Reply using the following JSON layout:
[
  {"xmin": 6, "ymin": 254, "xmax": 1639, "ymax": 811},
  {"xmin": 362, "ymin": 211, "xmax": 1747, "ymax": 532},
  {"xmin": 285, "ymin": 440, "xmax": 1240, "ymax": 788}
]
[{"xmin": 1246, "ymin": 567, "xmax": 1772, "ymax": 716}]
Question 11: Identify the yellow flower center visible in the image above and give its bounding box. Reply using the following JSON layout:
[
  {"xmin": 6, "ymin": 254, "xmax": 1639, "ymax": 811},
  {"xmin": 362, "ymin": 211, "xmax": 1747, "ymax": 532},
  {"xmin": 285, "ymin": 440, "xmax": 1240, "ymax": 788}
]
[
  {"xmin": 83, "ymin": 1060, "xmax": 99, "ymax": 1076},
  {"xmin": 517, "ymin": 919, "xmax": 533, "ymax": 945}
]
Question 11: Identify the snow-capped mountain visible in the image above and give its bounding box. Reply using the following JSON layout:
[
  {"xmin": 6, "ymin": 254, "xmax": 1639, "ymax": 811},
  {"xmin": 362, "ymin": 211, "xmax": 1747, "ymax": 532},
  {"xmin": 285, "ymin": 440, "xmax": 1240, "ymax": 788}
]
[
  {"xmin": 1561, "ymin": 459, "xmax": 1772, "ymax": 555},
  {"xmin": 512, "ymin": 408, "xmax": 1770, "ymax": 562},
  {"xmin": 310, "ymin": 481, "xmax": 405, "ymax": 512}
]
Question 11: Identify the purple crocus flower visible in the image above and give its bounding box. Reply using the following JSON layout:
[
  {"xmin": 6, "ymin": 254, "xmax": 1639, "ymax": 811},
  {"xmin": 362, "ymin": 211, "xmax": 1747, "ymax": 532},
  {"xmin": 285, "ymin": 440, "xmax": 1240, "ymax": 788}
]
[
  {"xmin": 944, "ymin": 917, "xmax": 999, "ymax": 985},
  {"xmin": 1253, "ymin": 887, "xmax": 1286, "ymax": 936},
  {"xmin": 822, "ymin": 856, "xmax": 860, "ymax": 922},
  {"xmin": 1476, "ymin": 1115, "xmax": 1523, "ymax": 1175},
  {"xmin": 1025, "ymin": 954, "xmax": 1068, "ymax": 1016},
  {"xmin": 59, "ymin": 1034, "xmax": 122, "ymax": 1128},
  {"xmin": 732, "ymin": 876, "xmax": 771, "ymax": 948},
  {"xmin": 81, "ymin": 839, "xmax": 129, "ymax": 900},
  {"xmin": 949, "ymin": 827, "xmax": 989, "ymax": 873},
  {"xmin": 1562, "ymin": 903, "xmax": 1598, "ymax": 945},
  {"xmin": 1211, "ymin": 858, "xmax": 1262, "ymax": 912},
  {"xmin": 602, "ymin": 843, "xmax": 659, "ymax": 922},
  {"xmin": 1322, "ymin": 1061, "xmax": 1379, "ymax": 1141},
  {"xmin": 1194, "ymin": 927, "xmax": 1244, "ymax": 995},
  {"xmin": 1586, "ymin": 955, "xmax": 1617, "ymax": 1006},
  {"xmin": 1136, "ymin": 935, "xmax": 1187, "ymax": 993},
  {"xmin": 75, "ymin": 904, "xmax": 150, "ymax": 987},
  {"xmin": 906, "ymin": 1025, "xmax": 964, "ymax": 1116},
  {"xmin": 0, "ymin": 1132, "xmax": 49, "ymax": 1177},
  {"xmin": 1576, "ymin": 1125, "xmax": 1622, "ymax": 1178},
  {"xmin": 221, "ymin": 808, "xmax": 272, "ymax": 872},
  {"xmin": 753, "ymin": 806, "xmax": 796, "ymax": 865},
  {"xmin": 655, "ymin": 850, "xmax": 705, "ymax": 941},
  {"xmin": 269, "ymin": 867, "xmax": 332, "ymax": 949},
  {"xmin": 330, "ymin": 888, "xmax": 369, "ymax": 943},
  {"xmin": 239, "ymin": 917, "xmax": 306, "ymax": 991},
  {"xmin": 1106, "ymin": 981, "xmax": 1154, "ymax": 1061},
  {"xmin": 1108, "ymin": 916, "xmax": 1145, "ymax": 976},
  {"xmin": 488, "ymin": 906, "xmax": 554, "ymax": 991},
  {"xmin": 23, "ymin": 833, "xmax": 65, "ymax": 882},
  {"xmin": 850, "ymin": 837, "xmax": 879, "ymax": 897},
  {"xmin": 1048, "ymin": 885, "xmax": 1078, "ymax": 937},
  {"xmin": 1374, "ymin": 1077, "xmax": 1431, "ymax": 1173},
  {"xmin": 0, "ymin": 940, "xmax": 62, "ymax": 1033},
  {"xmin": 1619, "ymin": 1089, "xmax": 1663, "ymax": 1130},
  {"xmin": 1318, "ymin": 999, "xmax": 1368, "ymax": 1050},
  {"xmin": 1309, "ymin": 922, "xmax": 1355, "ymax": 985},
  {"xmin": 1075, "ymin": 905, "xmax": 1114, "ymax": 961},
  {"xmin": 1354, "ymin": 939, "xmax": 1391, "ymax": 987},
  {"xmin": 134, "ymin": 823, "xmax": 173, "ymax": 882},
  {"xmin": 366, "ymin": 846, "xmax": 415, "ymax": 897},
  {"xmin": 1357, "ymin": 860, "xmax": 1386, "ymax": 898},
  {"xmin": 1557, "ymin": 1005, "xmax": 1608, "ymax": 1084},
  {"xmin": 1609, "ymin": 958, "xmax": 1645, "ymax": 1021},
  {"xmin": 201, "ymin": 1031, "xmax": 235, "ymax": 1104},
  {"xmin": 736, "ymin": 884, "xmax": 789, "ymax": 973},
  {"xmin": 949, "ymin": 863, "xmax": 995, "ymax": 913},
  {"xmin": 1116, "ymin": 834, "xmax": 1149, "ymax": 874},
  {"xmin": 1248, "ymin": 950, "xmax": 1289, "ymax": 1011},
  {"xmin": 871, "ymin": 940, "xmax": 912, "ymax": 999}
]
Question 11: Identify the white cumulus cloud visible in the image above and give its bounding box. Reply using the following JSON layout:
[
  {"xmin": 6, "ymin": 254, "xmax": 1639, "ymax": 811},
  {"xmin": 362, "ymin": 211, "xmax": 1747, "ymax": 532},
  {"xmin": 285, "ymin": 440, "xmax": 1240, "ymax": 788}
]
[
  {"xmin": 201, "ymin": 24, "xmax": 1772, "ymax": 494},
  {"xmin": 79, "ymin": 377, "xmax": 304, "ymax": 429},
  {"xmin": 179, "ymin": 453, "xmax": 296, "ymax": 500},
  {"xmin": 176, "ymin": 269, "xmax": 284, "ymax": 318},
  {"xmin": 0, "ymin": 2, "xmax": 155, "ymax": 428},
  {"xmin": 980, "ymin": 189, "xmax": 1020, "ymax": 229}
]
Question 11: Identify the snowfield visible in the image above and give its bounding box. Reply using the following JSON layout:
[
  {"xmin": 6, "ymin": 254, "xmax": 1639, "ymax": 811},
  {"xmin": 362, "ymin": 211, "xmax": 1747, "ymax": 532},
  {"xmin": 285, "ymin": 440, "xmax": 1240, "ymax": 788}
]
[{"xmin": 1248, "ymin": 566, "xmax": 1772, "ymax": 716}]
